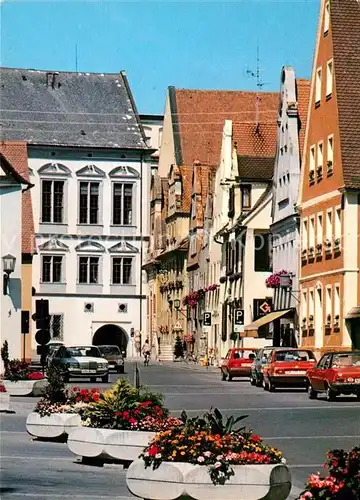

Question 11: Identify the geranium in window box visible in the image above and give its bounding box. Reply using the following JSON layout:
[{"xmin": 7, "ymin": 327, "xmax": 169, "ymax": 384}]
[
  {"xmin": 334, "ymin": 238, "xmax": 341, "ymax": 251},
  {"xmin": 324, "ymin": 239, "xmax": 332, "ymax": 254},
  {"xmin": 68, "ymin": 379, "xmax": 183, "ymax": 464},
  {"xmin": 127, "ymin": 409, "xmax": 290, "ymax": 500},
  {"xmin": 308, "ymin": 246, "xmax": 315, "ymax": 258},
  {"xmin": 309, "ymin": 169, "xmax": 315, "ymax": 183},
  {"xmin": 327, "ymin": 160, "xmax": 333, "ymax": 175},
  {"xmin": 316, "ymin": 243, "xmax": 323, "ymax": 256},
  {"xmin": 317, "ymin": 165, "xmax": 323, "ymax": 180},
  {"xmin": 265, "ymin": 270, "xmax": 289, "ymax": 289}
]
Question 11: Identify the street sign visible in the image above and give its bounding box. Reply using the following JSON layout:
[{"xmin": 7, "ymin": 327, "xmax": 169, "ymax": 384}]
[
  {"xmin": 203, "ymin": 312, "xmax": 212, "ymax": 327},
  {"xmin": 234, "ymin": 309, "xmax": 244, "ymax": 325},
  {"xmin": 260, "ymin": 301, "xmax": 271, "ymax": 314},
  {"xmin": 35, "ymin": 329, "xmax": 50, "ymax": 345}
]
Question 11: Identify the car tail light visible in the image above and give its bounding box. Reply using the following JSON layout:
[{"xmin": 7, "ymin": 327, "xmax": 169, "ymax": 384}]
[
  {"xmin": 274, "ymin": 368, "xmax": 285, "ymax": 375},
  {"xmin": 347, "ymin": 377, "xmax": 354, "ymax": 383}
]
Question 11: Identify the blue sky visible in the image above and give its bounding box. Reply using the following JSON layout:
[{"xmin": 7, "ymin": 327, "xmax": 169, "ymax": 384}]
[{"xmin": 1, "ymin": 1, "xmax": 319, "ymax": 114}]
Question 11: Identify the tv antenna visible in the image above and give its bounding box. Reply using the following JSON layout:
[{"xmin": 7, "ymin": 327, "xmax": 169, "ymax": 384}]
[{"xmin": 246, "ymin": 43, "xmax": 267, "ymax": 132}]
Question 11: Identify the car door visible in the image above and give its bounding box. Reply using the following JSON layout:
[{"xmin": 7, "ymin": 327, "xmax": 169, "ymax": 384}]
[
  {"xmin": 311, "ymin": 354, "xmax": 329, "ymax": 390},
  {"xmin": 319, "ymin": 354, "xmax": 333, "ymax": 390}
]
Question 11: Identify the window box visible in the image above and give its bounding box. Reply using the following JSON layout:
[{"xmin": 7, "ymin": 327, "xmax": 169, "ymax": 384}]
[
  {"xmin": 334, "ymin": 314, "xmax": 340, "ymax": 327},
  {"xmin": 301, "ymin": 249, "xmax": 307, "ymax": 261},
  {"xmin": 326, "ymin": 160, "xmax": 333, "ymax": 176},
  {"xmin": 308, "ymin": 315, "xmax": 314, "ymax": 329},
  {"xmin": 219, "ymin": 276, "xmax": 226, "ymax": 284},
  {"xmin": 324, "ymin": 239, "xmax": 332, "ymax": 254},
  {"xmin": 316, "ymin": 243, "xmax": 322, "ymax": 257},
  {"xmin": 316, "ymin": 165, "xmax": 323, "ymax": 181},
  {"xmin": 309, "ymin": 170, "xmax": 315, "ymax": 185},
  {"xmin": 326, "ymin": 314, "xmax": 332, "ymax": 327},
  {"xmin": 308, "ymin": 247, "xmax": 315, "ymax": 259},
  {"xmin": 334, "ymin": 238, "xmax": 341, "ymax": 252}
]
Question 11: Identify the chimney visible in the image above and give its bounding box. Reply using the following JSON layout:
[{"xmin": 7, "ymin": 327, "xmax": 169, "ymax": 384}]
[{"xmin": 46, "ymin": 72, "xmax": 59, "ymax": 89}]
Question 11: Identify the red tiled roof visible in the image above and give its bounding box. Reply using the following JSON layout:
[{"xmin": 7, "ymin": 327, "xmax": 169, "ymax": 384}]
[
  {"xmin": 178, "ymin": 165, "xmax": 193, "ymax": 212},
  {"xmin": 331, "ymin": 0, "xmax": 360, "ymax": 189},
  {"xmin": 232, "ymin": 122, "xmax": 277, "ymax": 157},
  {"xmin": 296, "ymin": 79, "xmax": 310, "ymax": 155},
  {"xmin": 172, "ymin": 89, "xmax": 279, "ymax": 167},
  {"xmin": 0, "ymin": 141, "xmax": 35, "ymax": 255}
]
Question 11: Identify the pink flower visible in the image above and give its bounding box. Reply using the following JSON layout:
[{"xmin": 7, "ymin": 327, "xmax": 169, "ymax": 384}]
[
  {"xmin": 197, "ymin": 456, "xmax": 205, "ymax": 463},
  {"xmin": 214, "ymin": 462, "xmax": 222, "ymax": 468}
]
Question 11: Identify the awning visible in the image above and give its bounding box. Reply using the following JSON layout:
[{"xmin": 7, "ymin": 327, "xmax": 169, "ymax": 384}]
[
  {"xmin": 244, "ymin": 309, "xmax": 292, "ymax": 337},
  {"xmin": 345, "ymin": 307, "xmax": 360, "ymax": 319}
]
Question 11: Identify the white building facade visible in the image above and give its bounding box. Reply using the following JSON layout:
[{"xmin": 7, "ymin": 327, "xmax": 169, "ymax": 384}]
[
  {"xmin": 0, "ymin": 154, "xmax": 30, "ymax": 364},
  {"xmin": 29, "ymin": 148, "xmax": 151, "ymax": 357},
  {"xmin": 0, "ymin": 68, "xmax": 152, "ymax": 358}
]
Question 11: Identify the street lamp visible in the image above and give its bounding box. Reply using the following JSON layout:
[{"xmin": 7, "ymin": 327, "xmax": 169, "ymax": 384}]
[
  {"xmin": 173, "ymin": 299, "xmax": 181, "ymax": 310},
  {"xmin": 279, "ymin": 274, "xmax": 292, "ymax": 288},
  {"xmin": 2, "ymin": 254, "xmax": 16, "ymax": 295}
]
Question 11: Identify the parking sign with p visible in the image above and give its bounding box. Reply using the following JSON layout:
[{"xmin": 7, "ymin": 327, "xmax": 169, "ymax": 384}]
[{"xmin": 203, "ymin": 312, "xmax": 212, "ymax": 326}]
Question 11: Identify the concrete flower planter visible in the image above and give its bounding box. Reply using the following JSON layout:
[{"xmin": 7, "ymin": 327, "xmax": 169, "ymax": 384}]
[
  {"xmin": 26, "ymin": 412, "xmax": 81, "ymax": 440},
  {"xmin": 0, "ymin": 392, "xmax": 10, "ymax": 412},
  {"xmin": 126, "ymin": 460, "xmax": 292, "ymax": 500},
  {"xmin": 68, "ymin": 427, "xmax": 156, "ymax": 463},
  {"xmin": 4, "ymin": 379, "xmax": 47, "ymax": 397}
]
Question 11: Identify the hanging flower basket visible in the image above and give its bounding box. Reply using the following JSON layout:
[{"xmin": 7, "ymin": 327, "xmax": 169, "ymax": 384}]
[
  {"xmin": 184, "ymin": 333, "xmax": 195, "ymax": 343},
  {"xmin": 265, "ymin": 270, "xmax": 289, "ymax": 289}
]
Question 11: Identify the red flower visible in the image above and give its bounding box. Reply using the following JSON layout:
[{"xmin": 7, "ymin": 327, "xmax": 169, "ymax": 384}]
[
  {"xmin": 129, "ymin": 417, "xmax": 137, "ymax": 425},
  {"xmin": 80, "ymin": 389, "xmax": 87, "ymax": 396},
  {"xmin": 122, "ymin": 411, "xmax": 129, "ymax": 419},
  {"xmin": 140, "ymin": 401, "xmax": 152, "ymax": 407},
  {"xmin": 93, "ymin": 393, "xmax": 100, "ymax": 402},
  {"xmin": 76, "ymin": 396, "xmax": 81, "ymax": 402},
  {"xmin": 115, "ymin": 412, "xmax": 122, "ymax": 417},
  {"xmin": 251, "ymin": 435, "xmax": 261, "ymax": 443},
  {"xmin": 28, "ymin": 372, "xmax": 44, "ymax": 380},
  {"xmin": 148, "ymin": 445, "xmax": 159, "ymax": 456},
  {"xmin": 0, "ymin": 386, "xmax": 6, "ymax": 393}
]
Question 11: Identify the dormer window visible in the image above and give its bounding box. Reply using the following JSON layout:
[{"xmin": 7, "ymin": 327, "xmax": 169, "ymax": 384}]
[
  {"xmin": 241, "ymin": 185, "xmax": 251, "ymax": 210},
  {"xmin": 324, "ymin": 1, "xmax": 330, "ymax": 34}
]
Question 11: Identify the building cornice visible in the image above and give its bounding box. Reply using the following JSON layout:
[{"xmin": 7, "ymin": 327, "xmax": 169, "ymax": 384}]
[{"xmin": 299, "ymin": 268, "xmax": 358, "ymax": 283}]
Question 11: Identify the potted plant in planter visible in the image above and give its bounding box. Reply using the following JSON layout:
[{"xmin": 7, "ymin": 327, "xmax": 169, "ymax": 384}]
[
  {"xmin": 297, "ymin": 446, "xmax": 360, "ymax": 500},
  {"xmin": 26, "ymin": 365, "xmax": 100, "ymax": 441},
  {"xmin": 1, "ymin": 341, "xmax": 46, "ymax": 397},
  {"xmin": 0, "ymin": 382, "xmax": 10, "ymax": 412},
  {"xmin": 67, "ymin": 379, "xmax": 183, "ymax": 465},
  {"xmin": 127, "ymin": 409, "xmax": 291, "ymax": 500}
]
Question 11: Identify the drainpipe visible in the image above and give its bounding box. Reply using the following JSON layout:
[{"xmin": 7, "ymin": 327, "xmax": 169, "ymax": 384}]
[{"xmin": 140, "ymin": 153, "xmax": 144, "ymax": 353}]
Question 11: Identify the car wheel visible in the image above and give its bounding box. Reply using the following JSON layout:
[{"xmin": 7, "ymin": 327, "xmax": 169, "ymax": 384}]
[
  {"xmin": 268, "ymin": 379, "xmax": 276, "ymax": 392},
  {"xmin": 326, "ymin": 385, "xmax": 336, "ymax": 402},
  {"xmin": 262, "ymin": 377, "xmax": 269, "ymax": 391},
  {"xmin": 256, "ymin": 375, "xmax": 262, "ymax": 388},
  {"xmin": 101, "ymin": 373, "xmax": 109, "ymax": 383},
  {"xmin": 250, "ymin": 375, "xmax": 256, "ymax": 386},
  {"xmin": 117, "ymin": 366, "xmax": 125, "ymax": 374},
  {"xmin": 308, "ymin": 383, "xmax": 318, "ymax": 399},
  {"xmin": 221, "ymin": 371, "xmax": 227, "ymax": 381},
  {"xmin": 228, "ymin": 374, "xmax": 233, "ymax": 382}
]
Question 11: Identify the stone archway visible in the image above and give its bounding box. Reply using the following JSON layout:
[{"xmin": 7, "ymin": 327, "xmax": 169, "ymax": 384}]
[{"xmin": 93, "ymin": 324, "xmax": 129, "ymax": 357}]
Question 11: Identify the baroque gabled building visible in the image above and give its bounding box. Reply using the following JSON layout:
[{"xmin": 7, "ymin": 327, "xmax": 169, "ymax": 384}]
[
  {"xmin": 298, "ymin": 0, "xmax": 360, "ymax": 354},
  {"xmin": 210, "ymin": 119, "xmax": 278, "ymax": 358},
  {"xmin": 270, "ymin": 68, "xmax": 310, "ymax": 346},
  {"xmin": 0, "ymin": 68, "xmax": 153, "ymax": 358}
]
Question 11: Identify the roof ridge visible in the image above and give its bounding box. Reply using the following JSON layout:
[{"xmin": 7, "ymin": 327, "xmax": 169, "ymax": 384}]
[{"xmin": 0, "ymin": 66, "xmax": 126, "ymax": 77}]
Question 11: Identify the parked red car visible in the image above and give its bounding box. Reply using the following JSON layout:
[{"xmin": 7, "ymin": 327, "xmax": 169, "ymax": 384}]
[
  {"xmin": 262, "ymin": 348, "xmax": 317, "ymax": 391},
  {"xmin": 307, "ymin": 351, "xmax": 360, "ymax": 401},
  {"xmin": 220, "ymin": 348, "xmax": 257, "ymax": 381}
]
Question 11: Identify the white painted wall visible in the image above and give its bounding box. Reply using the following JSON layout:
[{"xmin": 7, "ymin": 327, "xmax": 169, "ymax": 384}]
[
  {"xmin": 0, "ymin": 181, "xmax": 22, "ymax": 368},
  {"xmin": 28, "ymin": 147, "xmax": 151, "ymax": 358}
]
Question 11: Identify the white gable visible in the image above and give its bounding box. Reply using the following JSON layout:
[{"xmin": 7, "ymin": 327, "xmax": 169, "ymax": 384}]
[
  {"xmin": 38, "ymin": 238, "xmax": 69, "ymax": 251},
  {"xmin": 109, "ymin": 166, "xmax": 139, "ymax": 178},
  {"xmin": 108, "ymin": 241, "xmax": 139, "ymax": 253},
  {"xmin": 38, "ymin": 163, "xmax": 71, "ymax": 176},
  {"xmin": 76, "ymin": 165, "xmax": 106, "ymax": 177},
  {"xmin": 75, "ymin": 241, "xmax": 106, "ymax": 252}
]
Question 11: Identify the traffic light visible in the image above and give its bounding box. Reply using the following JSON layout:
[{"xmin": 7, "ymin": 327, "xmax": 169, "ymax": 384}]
[
  {"xmin": 35, "ymin": 299, "xmax": 50, "ymax": 329},
  {"xmin": 21, "ymin": 310, "xmax": 30, "ymax": 334}
]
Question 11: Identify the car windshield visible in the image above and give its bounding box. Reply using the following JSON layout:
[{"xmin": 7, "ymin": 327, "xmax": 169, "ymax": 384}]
[
  {"xmin": 65, "ymin": 347, "xmax": 100, "ymax": 358},
  {"xmin": 332, "ymin": 353, "xmax": 360, "ymax": 367},
  {"xmin": 98, "ymin": 346, "xmax": 120, "ymax": 355},
  {"xmin": 275, "ymin": 350, "xmax": 315, "ymax": 362}
]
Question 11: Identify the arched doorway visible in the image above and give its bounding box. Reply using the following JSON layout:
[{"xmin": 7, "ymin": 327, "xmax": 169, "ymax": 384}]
[{"xmin": 93, "ymin": 324, "xmax": 128, "ymax": 357}]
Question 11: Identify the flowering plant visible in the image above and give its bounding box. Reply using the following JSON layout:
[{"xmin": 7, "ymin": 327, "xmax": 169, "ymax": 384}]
[
  {"xmin": 141, "ymin": 409, "xmax": 284, "ymax": 486},
  {"xmin": 79, "ymin": 379, "xmax": 183, "ymax": 433},
  {"xmin": 265, "ymin": 270, "xmax": 289, "ymax": 289},
  {"xmin": 0, "ymin": 385, "xmax": 6, "ymax": 393},
  {"xmin": 204, "ymin": 284, "xmax": 218, "ymax": 292},
  {"xmin": 297, "ymin": 447, "xmax": 360, "ymax": 500},
  {"xmin": 184, "ymin": 333, "xmax": 195, "ymax": 343},
  {"xmin": 4, "ymin": 359, "xmax": 45, "ymax": 382},
  {"xmin": 68, "ymin": 387, "xmax": 101, "ymax": 404}
]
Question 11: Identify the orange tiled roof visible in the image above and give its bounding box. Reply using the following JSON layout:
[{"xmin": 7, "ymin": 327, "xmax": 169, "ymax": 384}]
[
  {"xmin": 296, "ymin": 79, "xmax": 310, "ymax": 155},
  {"xmin": 171, "ymin": 88, "xmax": 279, "ymax": 167},
  {"xmin": 0, "ymin": 141, "xmax": 35, "ymax": 255},
  {"xmin": 330, "ymin": 0, "xmax": 360, "ymax": 189},
  {"xmin": 178, "ymin": 165, "xmax": 193, "ymax": 212},
  {"xmin": 232, "ymin": 122, "xmax": 278, "ymax": 157}
]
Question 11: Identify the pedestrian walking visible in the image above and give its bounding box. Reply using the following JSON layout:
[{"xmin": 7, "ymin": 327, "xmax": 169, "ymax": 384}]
[{"xmin": 142, "ymin": 339, "xmax": 151, "ymax": 366}]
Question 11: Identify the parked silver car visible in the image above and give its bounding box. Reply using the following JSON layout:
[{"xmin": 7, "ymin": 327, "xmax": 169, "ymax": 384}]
[{"xmin": 50, "ymin": 345, "xmax": 109, "ymax": 382}]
